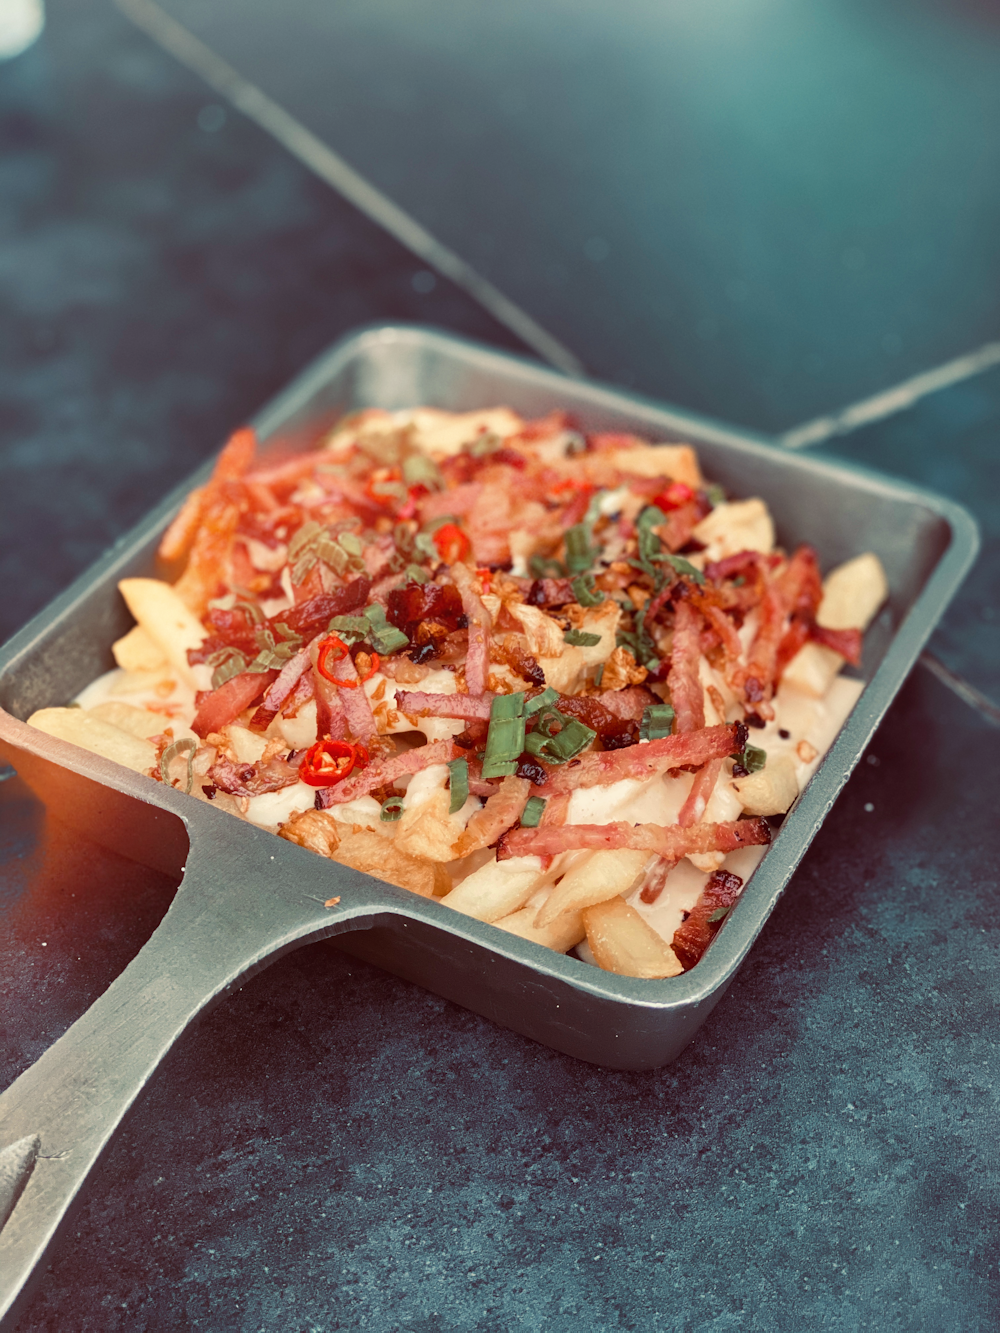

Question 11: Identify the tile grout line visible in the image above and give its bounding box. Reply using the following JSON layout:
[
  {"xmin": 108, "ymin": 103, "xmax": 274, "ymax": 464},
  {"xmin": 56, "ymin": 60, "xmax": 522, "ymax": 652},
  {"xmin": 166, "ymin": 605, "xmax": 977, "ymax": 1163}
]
[
  {"xmin": 778, "ymin": 341, "xmax": 1000, "ymax": 449},
  {"xmin": 113, "ymin": 0, "xmax": 585, "ymax": 380},
  {"xmin": 916, "ymin": 652, "xmax": 1000, "ymax": 730},
  {"xmin": 117, "ymin": 0, "xmax": 1000, "ymax": 732}
]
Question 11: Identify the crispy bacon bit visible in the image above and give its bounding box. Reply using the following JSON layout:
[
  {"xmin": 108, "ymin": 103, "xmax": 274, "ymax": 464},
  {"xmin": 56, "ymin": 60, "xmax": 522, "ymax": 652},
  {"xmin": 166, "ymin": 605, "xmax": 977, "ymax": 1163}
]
[
  {"xmin": 453, "ymin": 776, "xmax": 531, "ymax": 856},
  {"xmin": 678, "ymin": 758, "xmax": 724, "ymax": 827},
  {"xmin": 315, "ymin": 738, "xmax": 457, "ymax": 807},
  {"xmin": 537, "ymin": 723, "xmax": 744, "ymax": 795},
  {"xmin": 451, "ymin": 563, "xmax": 492, "ymax": 694},
  {"xmin": 671, "ymin": 869, "xmax": 745, "ymax": 969},
  {"xmin": 639, "ymin": 856, "xmax": 677, "ymax": 905},
  {"xmin": 280, "ymin": 578, "xmax": 371, "ymax": 640},
  {"xmin": 704, "ymin": 550, "xmax": 764, "ymax": 583},
  {"xmin": 667, "ymin": 601, "xmax": 705, "ymax": 733},
  {"xmin": 192, "ymin": 669, "xmax": 278, "ymax": 738},
  {"xmin": 809, "ymin": 624, "xmax": 863, "ymax": 665},
  {"xmin": 733, "ymin": 581, "xmax": 784, "ymax": 705},
  {"xmin": 387, "ymin": 580, "xmax": 465, "ymax": 639},
  {"xmin": 525, "ymin": 577, "xmax": 574, "ymax": 607},
  {"xmin": 394, "ymin": 690, "xmax": 494, "ymax": 721},
  {"xmin": 249, "ymin": 646, "xmax": 313, "ymax": 731},
  {"xmin": 207, "ymin": 752, "xmax": 302, "ymax": 797},
  {"xmin": 322, "ymin": 647, "xmax": 377, "ymax": 745},
  {"xmin": 598, "ymin": 687, "xmax": 659, "ymax": 722},
  {"xmin": 554, "ymin": 694, "xmax": 635, "ymax": 751},
  {"xmin": 498, "ymin": 817, "xmax": 771, "ymax": 861}
]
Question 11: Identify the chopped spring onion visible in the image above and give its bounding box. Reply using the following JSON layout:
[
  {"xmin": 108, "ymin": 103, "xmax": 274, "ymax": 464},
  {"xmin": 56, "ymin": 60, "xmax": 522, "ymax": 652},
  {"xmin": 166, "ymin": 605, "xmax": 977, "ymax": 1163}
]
[
  {"xmin": 380, "ymin": 796, "xmax": 405, "ymax": 821},
  {"xmin": 327, "ymin": 614, "xmax": 371, "ymax": 643},
  {"xmin": 564, "ymin": 629, "xmax": 601, "ymax": 647},
  {"xmin": 207, "ymin": 647, "xmax": 248, "ymax": 690},
  {"xmin": 744, "ymin": 745, "xmax": 767, "ymax": 773},
  {"xmin": 160, "ymin": 737, "xmax": 196, "ymax": 794},
  {"xmin": 665, "ymin": 554, "xmax": 706, "ymax": 586},
  {"xmin": 520, "ymin": 796, "xmax": 546, "ymax": 828},
  {"xmin": 406, "ymin": 564, "xmax": 430, "ymax": 583},
  {"xmin": 707, "ymin": 905, "xmax": 732, "ymax": 924},
  {"xmin": 481, "ymin": 691, "xmax": 526, "ymax": 779},
  {"xmin": 571, "ymin": 573, "xmax": 605, "ymax": 607},
  {"xmin": 364, "ymin": 603, "xmax": 410, "ymax": 655},
  {"xmin": 564, "ymin": 522, "xmax": 596, "ymax": 574},
  {"xmin": 402, "ymin": 453, "xmax": 444, "ymax": 489},
  {"xmin": 528, "ymin": 555, "xmax": 566, "ymax": 579},
  {"xmin": 447, "ymin": 757, "xmax": 470, "ymax": 814},
  {"xmin": 639, "ymin": 703, "xmax": 675, "ymax": 741},
  {"xmin": 705, "ymin": 483, "xmax": 726, "ymax": 508},
  {"xmin": 524, "ymin": 686, "xmax": 559, "ymax": 716},
  {"xmin": 524, "ymin": 706, "xmax": 596, "ymax": 765}
]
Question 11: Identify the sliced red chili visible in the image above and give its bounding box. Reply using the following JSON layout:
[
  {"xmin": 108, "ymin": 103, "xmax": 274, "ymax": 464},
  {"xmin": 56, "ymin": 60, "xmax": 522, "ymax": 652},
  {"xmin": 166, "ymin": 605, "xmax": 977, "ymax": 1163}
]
[
  {"xmin": 317, "ymin": 634, "xmax": 351, "ymax": 683},
  {"xmin": 432, "ymin": 522, "xmax": 472, "ymax": 564},
  {"xmin": 299, "ymin": 739, "xmax": 369, "ymax": 787},
  {"xmin": 654, "ymin": 481, "xmax": 696, "ymax": 511}
]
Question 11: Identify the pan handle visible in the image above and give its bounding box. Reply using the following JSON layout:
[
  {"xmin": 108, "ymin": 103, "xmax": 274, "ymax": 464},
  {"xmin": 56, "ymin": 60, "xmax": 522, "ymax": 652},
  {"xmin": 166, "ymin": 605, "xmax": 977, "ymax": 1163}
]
[{"xmin": 0, "ymin": 815, "xmax": 376, "ymax": 1330}]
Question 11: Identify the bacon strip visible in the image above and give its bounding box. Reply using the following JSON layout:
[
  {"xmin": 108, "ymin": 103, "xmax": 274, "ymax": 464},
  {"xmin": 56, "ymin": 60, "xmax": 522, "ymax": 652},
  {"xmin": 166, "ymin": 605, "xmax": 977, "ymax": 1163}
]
[
  {"xmin": 249, "ymin": 646, "xmax": 313, "ymax": 731},
  {"xmin": 810, "ymin": 624, "xmax": 863, "ymax": 666},
  {"xmin": 498, "ymin": 816, "xmax": 771, "ymax": 861},
  {"xmin": 394, "ymin": 690, "xmax": 494, "ymax": 721},
  {"xmin": 207, "ymin": 753, "xmax": 302, "ymax": 797},
  {"xmin": 452, "ymin": 776, "xmax": 531, "ymax": 856},
  {"xmin": 192, "ymin": 669, "xmax": 277, "ymax": 738},
  {"xmin": 678, "ymin": 758, "xmax": 724, "ymax": 827},
  {"xmin": 666, "ymin": 601, "xmax": 705, "ymax": 733},
  {"xmin": 279, "ymin": 578, "xmax": 371, "ymax": 640},
  {"xmin": 324, "ymin": 651, "xmax": 377, "ymax": 746},
  {"xmin": 639, "ymin": 855, "xmax": 677, "ymax": 905},
  {"xmin": 672, "ymin": 869, "xmax": 745, "ymax": 969},
  {"xmin": 315, "ymin": 738, "xmax": 457, "ymax": 807},
  {"xmin": 733, "ymin": 580, "xmax": 784, "ymax": 705},
  {"xmin": 451, "ymin": 563, "xmax": 492, "ymax": 694},
  {"xmin": 597, "ymin": 687, "xmax": 658, "ymax": 722},
  {"xmin": 537, "ymin": 723, "xmax": 744, "ymax": 796}
]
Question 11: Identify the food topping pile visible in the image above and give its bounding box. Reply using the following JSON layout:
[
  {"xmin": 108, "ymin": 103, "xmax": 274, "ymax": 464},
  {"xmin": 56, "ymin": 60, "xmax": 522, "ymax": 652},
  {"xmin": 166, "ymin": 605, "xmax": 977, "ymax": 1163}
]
[{"xmin": 31, "ymin": 407, "xmax": 888, "ymax": 979}]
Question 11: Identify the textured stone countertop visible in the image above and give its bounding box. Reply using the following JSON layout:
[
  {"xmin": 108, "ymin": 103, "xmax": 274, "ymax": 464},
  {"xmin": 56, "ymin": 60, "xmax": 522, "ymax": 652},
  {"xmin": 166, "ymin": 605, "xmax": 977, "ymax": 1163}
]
[{"xmin": 0, "ymin": 3, "xmax": 997, "ymax": 1329}]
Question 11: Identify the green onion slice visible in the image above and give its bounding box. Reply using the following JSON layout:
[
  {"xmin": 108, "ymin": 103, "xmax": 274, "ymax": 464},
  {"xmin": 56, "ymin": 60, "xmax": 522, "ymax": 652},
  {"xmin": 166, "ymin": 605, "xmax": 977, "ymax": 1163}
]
[
  {"xmin": 571, "ymin": 573, "xmax": 605, "ymax": 607},
  {"xmin": 564, "ymin": 523, "xmax": 596, "ymax": 574},
  {"xmin": 639, "ymin": 703, "xmax": 675, "ymax": 741},
  {"xmin": 448, "ymin": 758, "xmax": 470, "ymax": 814},
  {"xmin": 665, "ymin": 554, "xmax": 706, "ymax": 585},
  {"xmin": 524, "ymin": 687, "xmax": 559, "ymax": 716},
  {"xmin": 524, "ymin": 706, "xmax": 596, "ymax": 765},
  {"xmin": 707, "ymin": 905, "xmax": 732, "ymax": 924},
  {"xmin": 528, "ymin": 555, "xmax": 566, "ymax": 579},
  {"xmin": 380, "ymin": 796, "xmax": 405, "ymax": 822},
  {"xmin": 481, "ymin": 692, "xmax": 526, "ymax": 779},
  {"xmin": 160, "ymin": 737, "xmax": 196, "ymax": 794},
  {"xmin": 743, "ymin": 745, "xmax": 767, "ymax": 773},
  {"xmin": 520, "ymin": 796, "xmax": 546, "ymax": 828},
  {"xmin": 364, "ymin": 603, "xmax": 410, "ymax": 655},
  {"xmin": 564, "ymin": 629, "xmax": 601, "ymax": 647}
]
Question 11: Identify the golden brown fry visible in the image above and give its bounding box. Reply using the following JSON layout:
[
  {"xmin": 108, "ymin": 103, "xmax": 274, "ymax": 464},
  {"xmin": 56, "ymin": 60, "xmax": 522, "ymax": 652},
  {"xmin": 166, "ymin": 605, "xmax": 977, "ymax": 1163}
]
[
  {"xmin": 535, "ymin": 849, "xmax": 649, "ymax": 928},
  {"xmin": 493, "ymin": 905, "xmax": 585, "ymax": 954},
  {"xmin": 279, "ymin": 808, "xmax": 342, "ymax": 857},
  {"xmin": 582, "ymin": 896, "xmax": 683, "ymax": 978},
  {"xmin": 27, "ymin": 707, "xmax": 157, "ymax": 776}
]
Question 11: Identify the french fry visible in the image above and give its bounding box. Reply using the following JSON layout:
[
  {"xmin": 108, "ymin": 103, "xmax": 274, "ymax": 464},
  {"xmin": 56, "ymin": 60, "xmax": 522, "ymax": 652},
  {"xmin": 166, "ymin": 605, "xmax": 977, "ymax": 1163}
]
[
  {"xmin": 223, "ymin": 723, "xmax": 268, "ymax": 764},
  {"xmin": 27, "ymin": 707, "xmax": 156, "ymax": 775},
  {"xmin": 333, "ymin": 828, "xmax": 448, "ymax": 898},
  {"xmin": 779, "ymin": 642, "xmax": 843, "ymax": 699},
  {"xmin": 118, "ymin": 578, "xmax": 206, "ymax": 688},
  {"xmin": 692, "ymin": 498, "xmax": 774, "ymax": 560},
  {"xmin": 87, "ymin": 700, "xmax": 180, "ymax": 741},
  {"xmin": 582, "ymin": 896, "xmax": 684, "ymax": 979},
  {"xmin": 279, "ymin": 809, "xmax": 341, "ymax": 857},
  {"xmin": 604, "ymin": 442, "xmax": 702, "ymax": 490},
  {"xmin": 817, "ymin": 552, "xmax": 888, "ymax": 631},
  {"xmin": 494, "ymin": 905, "xmax": 586, "ymax": 954},
  {"xmin": 534, "ymin": 849, "xmax": 649, "ymax": 928},
  {"xmin": 111, "ymin": 624, "xmax": 168, "ymax": 672},
  {"xmin": 731, "ymin": 752, "xmax": 799, "ymax": 816},
  {"xmin": 440, "ymin": 855, "xmax": 548, "ymax": 922}
]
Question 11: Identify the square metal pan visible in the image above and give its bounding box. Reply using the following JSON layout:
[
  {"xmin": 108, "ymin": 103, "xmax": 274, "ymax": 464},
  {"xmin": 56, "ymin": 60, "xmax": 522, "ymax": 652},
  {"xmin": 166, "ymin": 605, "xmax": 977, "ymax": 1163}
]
[{"xmin": 0, "ymin": 324, "xmax": 979, "ymax": 1071}]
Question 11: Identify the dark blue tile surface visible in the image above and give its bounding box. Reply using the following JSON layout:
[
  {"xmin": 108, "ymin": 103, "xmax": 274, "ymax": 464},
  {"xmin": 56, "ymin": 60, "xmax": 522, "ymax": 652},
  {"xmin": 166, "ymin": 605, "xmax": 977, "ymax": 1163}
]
[
  {"xmin": 1, "ymin": 0, "xmax": 997, "ymax": 1330},
  {"xmin": 821, "ymin": 367, "xmax": 1000, "ymax": 700},
  {"xmin": 0, "ymin": 0, "xmax": 526, "ymax": 645},
  {"xmin": 156, "ymin": 0, "xmax": 1000, "ymax": 431}
]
